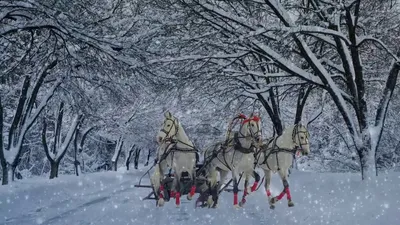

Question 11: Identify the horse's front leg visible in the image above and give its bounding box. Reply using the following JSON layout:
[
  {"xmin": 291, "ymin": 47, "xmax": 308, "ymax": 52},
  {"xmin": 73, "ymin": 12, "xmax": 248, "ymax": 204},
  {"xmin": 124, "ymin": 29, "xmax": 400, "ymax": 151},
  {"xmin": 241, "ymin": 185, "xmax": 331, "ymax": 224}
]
[
  {"xmin": 269, "ymin": 169, "xmax": 294, "ymax": 208},
  {"xmin": 263, "ymin": 169, "xmax": 275, "ymax": 209},
  {"xmin": 239, "ymin": 173, "xmax": 249, "ymax": 207},
  {"xmin": 187, "ymin": 168, "xmax": 197, "ymax": 201},
  {"xmin": 232, "ymin": 169, "xmax": 240, "ymax": 208},
  {"xmin": 155, "ymin": 164, "xmax": 166, "ymax": 207}
]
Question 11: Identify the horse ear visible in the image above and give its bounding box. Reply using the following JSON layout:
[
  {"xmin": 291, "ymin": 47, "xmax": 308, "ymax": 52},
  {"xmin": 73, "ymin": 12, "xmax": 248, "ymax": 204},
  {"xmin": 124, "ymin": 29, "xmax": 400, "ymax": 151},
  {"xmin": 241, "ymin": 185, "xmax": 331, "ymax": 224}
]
[
  {"xmin": 164, "ymin": 111, "xmax": 172, "ymax": 119},
  {"xmin": 249, "ymin": 112, "xmax": 254, "ymax": 118}
]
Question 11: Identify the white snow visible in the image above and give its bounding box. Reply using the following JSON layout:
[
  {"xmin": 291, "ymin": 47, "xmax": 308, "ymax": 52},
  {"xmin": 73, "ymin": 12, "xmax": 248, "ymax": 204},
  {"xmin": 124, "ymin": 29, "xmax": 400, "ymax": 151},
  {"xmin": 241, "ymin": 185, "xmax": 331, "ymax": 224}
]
[{"xmin": 0, "ymin": 167, "xmax": 399, "ymax": 225}]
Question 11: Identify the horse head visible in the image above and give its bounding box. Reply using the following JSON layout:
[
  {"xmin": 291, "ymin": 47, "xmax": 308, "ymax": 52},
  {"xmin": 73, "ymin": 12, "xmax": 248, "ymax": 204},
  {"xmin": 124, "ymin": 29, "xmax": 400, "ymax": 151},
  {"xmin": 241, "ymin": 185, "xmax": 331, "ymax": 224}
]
[
  {"xmin": 241, "ymin": 112, "xmax": 262, "ymax": 145},
  {"xmin": 292, "ymin": 122, "xmax": 310, "ymax": 156},
  {"xmin": 156, "ymin": 111, "xmax": 179, "ymax": 144}
]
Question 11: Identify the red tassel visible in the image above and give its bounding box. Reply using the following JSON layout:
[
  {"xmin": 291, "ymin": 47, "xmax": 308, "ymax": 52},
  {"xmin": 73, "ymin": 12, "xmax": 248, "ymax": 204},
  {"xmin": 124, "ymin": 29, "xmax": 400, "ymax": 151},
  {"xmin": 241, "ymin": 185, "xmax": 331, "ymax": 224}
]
[
  {"xmin": 234, "ymin": 193, "xmax": 238, "ymax": 205},
  {"xmin": 159, "ymin": 185, "xmax": 164, "ymax": 199},
  {"xmin": 266, "ymin": 189, "xmax": 271, "ymax": 197},
  {"xmin": 251, "ymin": 182, "xmax": 258, "ymax": 192},
  {"xmin": 286, "ymin": 187, "xmax": 292, "ymax": 201},
  {"xmin": 276, "ymin": 190, "xmax": 286, "ymax": 200},
  {"xmin": 189, "ymin": 185, "xmax": 196, "ymax": 197},
  {"xmin": 175, "ymin": 192, "xmax": 181, "ymax": 206}
]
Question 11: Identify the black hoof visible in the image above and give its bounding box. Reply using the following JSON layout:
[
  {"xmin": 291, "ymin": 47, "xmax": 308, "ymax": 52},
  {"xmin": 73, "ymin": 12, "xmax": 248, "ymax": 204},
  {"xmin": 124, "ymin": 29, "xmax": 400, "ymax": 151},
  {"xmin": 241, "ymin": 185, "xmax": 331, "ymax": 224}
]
[{"xmin": 270, "ymin": 205, "xmax": 275, "ymax": 209}]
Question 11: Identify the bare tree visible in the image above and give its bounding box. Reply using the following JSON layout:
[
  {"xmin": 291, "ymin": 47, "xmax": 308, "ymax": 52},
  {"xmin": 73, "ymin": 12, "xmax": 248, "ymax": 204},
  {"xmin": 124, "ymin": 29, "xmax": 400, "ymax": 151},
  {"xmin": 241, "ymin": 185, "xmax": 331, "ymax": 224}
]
[
  {"xmin": 42, "ymin": 102, "xmax": 82, "ymax": 179},
  {"xmin": 0, "ymin": 61, "xmax": 62, "ymax": 184}
]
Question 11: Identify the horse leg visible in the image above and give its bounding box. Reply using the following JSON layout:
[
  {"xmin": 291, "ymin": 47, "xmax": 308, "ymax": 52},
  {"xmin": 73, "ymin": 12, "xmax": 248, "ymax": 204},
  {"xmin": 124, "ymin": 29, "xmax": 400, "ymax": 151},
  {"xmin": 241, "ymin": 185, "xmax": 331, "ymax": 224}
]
[
  {"xmin": 217, "ymin": 169, "xmax": 229, "ymax": 192},
  {"xmin": 245, "ymin": 170, "xmax": 261, "ymax": 195},
  {"xmin": 187, "ymin": 168, "xmax": 197, "ymax": 200},
  {"xmin": 270, "ymin": 169, "xmax": 293, "ymax": 207},
  {"xmin": 239, "ymin": 173, "xmax": 249, "ymax": 207},
  {"xmin": 206, "ymin": 168, "xmax": 218, "ymax": 207},
  {"xmin": 263, "ymin": 169, "xmax": 275, "ymax": 209},
  {"xmin": 232, "ymin": 169, "xmax": 240, "ymax": 208},
  {"xmin": 156, "ymin": 165, "xmax": 165, "ymax": 207},
  {"xmin": 251, "ymin": 170, "xmax": 261, "ymax": 192},
  {"xmin": 175, "ymin": 172, "xmax": 181, "ymax": 208},
  {"xmin": 281, "ymin": 169, "xmax": 294, "ymax": 207}
]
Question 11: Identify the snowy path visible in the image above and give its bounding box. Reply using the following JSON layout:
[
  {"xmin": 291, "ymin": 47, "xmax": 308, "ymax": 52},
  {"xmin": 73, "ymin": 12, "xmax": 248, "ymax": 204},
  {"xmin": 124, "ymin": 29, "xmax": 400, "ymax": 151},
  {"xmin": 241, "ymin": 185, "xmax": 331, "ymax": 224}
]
[{"xmin": 1, "ymin": 167, "xmax": 399, "ymax": 225}]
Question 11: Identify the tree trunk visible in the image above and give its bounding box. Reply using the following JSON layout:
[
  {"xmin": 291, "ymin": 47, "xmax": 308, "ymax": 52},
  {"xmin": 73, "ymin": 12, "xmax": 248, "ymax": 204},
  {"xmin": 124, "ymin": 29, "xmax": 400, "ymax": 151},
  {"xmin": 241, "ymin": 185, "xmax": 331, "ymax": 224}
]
[
  {"xmin": 0, "ymin": 96, "xmax": 8, "ymax": 185},
  {"xmin": 125, "ymin": 146, "xmax": 134, "ymax": 171},
  {"xmin": 144, "ymin": 149, "xmax": 151, "ymax": 166},
  {"xmin": 111, "ymin": 137, "xmax": 124, "ymax": 171},
  {"xmin": 74, "ymin": 129, "xmax": 80, "ymax": 176},
  {"xmin": 134, "ymin": 148, "xmax": 141, "ymax": 169},
  {"xmin": 50, "ymin": 160, "xmax": 59, "ymax": 179}
]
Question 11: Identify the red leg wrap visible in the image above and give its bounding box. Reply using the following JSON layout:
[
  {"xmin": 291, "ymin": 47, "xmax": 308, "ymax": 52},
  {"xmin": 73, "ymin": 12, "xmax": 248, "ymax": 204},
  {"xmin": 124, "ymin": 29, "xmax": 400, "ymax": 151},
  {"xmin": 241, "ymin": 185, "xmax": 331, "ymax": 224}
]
[
  {"xmin": 175, "ymin": 192, "xmax": 181, "ymax": 205},
  {"xmin": 234, "ymin": 193, "xmax": 238, "ymax": 205},
  {"xmin": 189, "ymin": 185, "xmax": 196, "ymax": 197},
  {"xmin": 170, "ymin": 190, "xmax": 176, "ymax": 198},
  {"xmin": 276, "ymin": 190, "xmax": 286, "ymax": 201},
  {"xmin": 266, "ymin": 189, "xmax": 271, "ymax": 197},
  {"xmin": 251, "ymin": 182, "xmax": 258, "ymax": 192},
  {"xmin": 286, "ymin": 187, "xmax": 292, "ymax": 201},
  {"xmin": 159, "ymin": 185, "xmax": 164, "ymax": 199},
  {"xmin": 241, "ymin": 196, "xmax": 247, "ymax": 205}
]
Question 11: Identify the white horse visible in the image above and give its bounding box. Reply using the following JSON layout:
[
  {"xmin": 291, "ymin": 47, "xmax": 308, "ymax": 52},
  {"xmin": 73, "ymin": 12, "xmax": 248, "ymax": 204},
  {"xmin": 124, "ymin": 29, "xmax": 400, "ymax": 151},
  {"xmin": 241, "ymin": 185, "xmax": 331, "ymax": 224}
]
[
  {"xmin": 150, "ymin": 111, "xmax": 198, "ymax": 207},
  {"xmin": 254, "ymin": 123, "xmax": 310, "ymax": 209},
  {"xmin": 202, "ymin": 113, "xmax": 262, "ymax": 208}
]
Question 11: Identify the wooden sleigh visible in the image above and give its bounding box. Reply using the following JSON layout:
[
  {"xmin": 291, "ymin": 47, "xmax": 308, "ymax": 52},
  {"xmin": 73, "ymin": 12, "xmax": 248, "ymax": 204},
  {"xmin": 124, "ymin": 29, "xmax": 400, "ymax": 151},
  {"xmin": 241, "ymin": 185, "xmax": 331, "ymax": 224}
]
[{"xmin": 134, "ymin": 163, "xmax": 242, "ymax": 207}]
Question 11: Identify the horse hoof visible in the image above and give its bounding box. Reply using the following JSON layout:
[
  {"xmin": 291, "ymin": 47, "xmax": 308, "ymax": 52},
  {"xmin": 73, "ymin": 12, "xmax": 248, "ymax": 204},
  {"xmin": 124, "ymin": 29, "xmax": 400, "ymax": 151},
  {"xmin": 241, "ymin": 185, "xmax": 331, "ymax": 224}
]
[
  {"xmin": 207, "ymin": 197, "xmax": 214, "ymax": 206},
  {"xmin": 239, "ymin": 201, "xmax": 245, "ymax": 207},
  {"xmin": 233, "ymin": 204, "xmax": 240, "ymax": 209},
  {"xmin": 158, "ymin": 198, "xmax": 165, "ymax": 207},
  {"xmin": 270, "ymin": 205, "xmax": 275, "ymax": 210},
  {"xmin": 269, "ymin": 197, "xmax": 277, "ymax": 204},
  {"xmin": 187, "ymin": 195, "xmax": 193, "ymax": 201},
  {"xmin": 288, "ymin": 201, "xmax": 294, "ymax": 207},
  {"xmin": 176, "ymin": 204, "xmax": 180, "ymax": 208}
]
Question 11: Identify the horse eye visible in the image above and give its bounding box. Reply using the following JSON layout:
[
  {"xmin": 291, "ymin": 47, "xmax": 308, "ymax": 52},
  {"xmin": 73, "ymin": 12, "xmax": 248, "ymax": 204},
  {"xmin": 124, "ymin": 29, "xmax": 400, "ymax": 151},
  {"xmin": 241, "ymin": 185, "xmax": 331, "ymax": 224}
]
[
  {"xmin": 300, "ymin": 137, "xmax": 304, "ymax": 139},
  {"xmin": 167, "ymin": 124, "xmax": 170, "ymax": 127}
]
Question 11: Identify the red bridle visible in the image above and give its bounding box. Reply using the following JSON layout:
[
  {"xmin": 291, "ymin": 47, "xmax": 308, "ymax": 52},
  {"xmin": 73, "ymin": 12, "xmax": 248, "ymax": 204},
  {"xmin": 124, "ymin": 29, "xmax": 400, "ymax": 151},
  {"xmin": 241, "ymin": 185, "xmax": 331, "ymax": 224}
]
[{"xmin": 242, "ymin": 116, "xmax": 260, "ymax": 124}]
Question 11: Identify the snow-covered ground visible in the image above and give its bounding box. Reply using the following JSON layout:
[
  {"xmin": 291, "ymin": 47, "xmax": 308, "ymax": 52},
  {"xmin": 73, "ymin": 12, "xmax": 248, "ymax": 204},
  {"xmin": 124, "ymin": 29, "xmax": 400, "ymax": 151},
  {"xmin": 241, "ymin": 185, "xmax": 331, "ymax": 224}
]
[{"xmin": 0, "ymin": 166, "xmax": 399, "ymax": 225}]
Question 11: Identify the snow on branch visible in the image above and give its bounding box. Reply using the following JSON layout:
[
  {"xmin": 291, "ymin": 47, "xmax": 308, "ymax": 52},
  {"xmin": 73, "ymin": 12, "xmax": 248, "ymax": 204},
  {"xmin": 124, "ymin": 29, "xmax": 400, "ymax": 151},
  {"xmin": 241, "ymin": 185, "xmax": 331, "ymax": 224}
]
[
  {"xmin": 148, "ymin": 52, "xmax": 250, "ymax": 64},
  {"xmin": 4, "ymin": 77, "xmax": 63, "ymax": 164},
  {"xmin": 357, "ymin": 35, "xmax": 400, "ymax": 62},
  {"xmin": 223, "ymin": 69, "xmax": 292, "ymax": 78},
  {"xmin": 242, "ymin": 80, "xmax": 307, "ymax": 94},
  {"xmin": 250, "ymin": 41, "xmax": 323, "ymax": 85}
]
